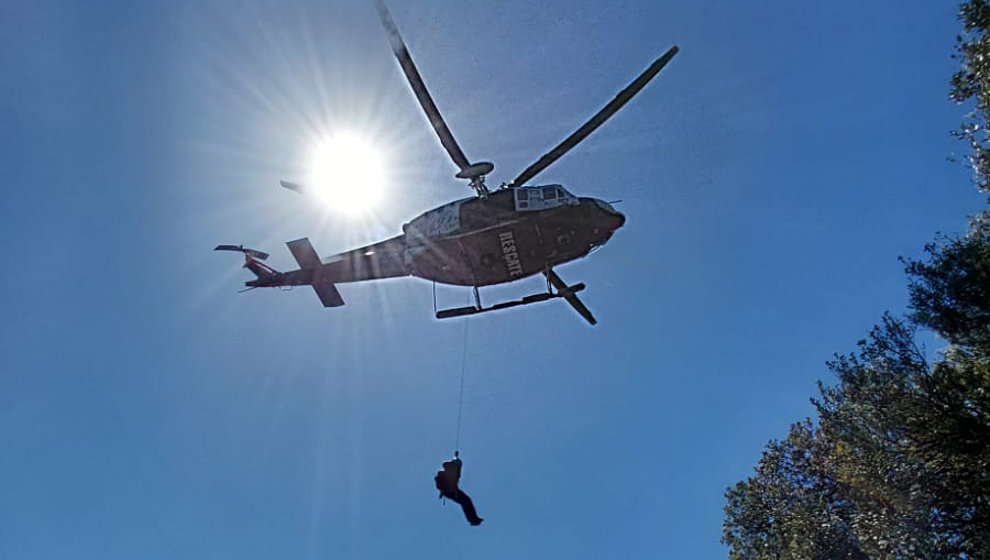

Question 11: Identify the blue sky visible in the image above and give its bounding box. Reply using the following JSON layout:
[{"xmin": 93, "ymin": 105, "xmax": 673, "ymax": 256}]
[{"xmin": 1, "ymin": 1, "xmax": 985, "ymax": 558}]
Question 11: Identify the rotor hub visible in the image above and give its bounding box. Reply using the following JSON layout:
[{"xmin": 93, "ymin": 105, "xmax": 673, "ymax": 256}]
[
  {"xmin": 454, "ymin": 161, "xmax": 494, "ymax": 179},
  {"xmin": 456, "ymin": 161, "xmax": 495, "ymax": 197}
]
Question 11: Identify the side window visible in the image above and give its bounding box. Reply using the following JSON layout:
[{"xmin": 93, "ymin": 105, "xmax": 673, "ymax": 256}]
[
  {"xmin": 515, "ymin": 188, "xmax": 530, "ymax": 210},
  {"xmin": 543, "ymin": 186, "xmax": 557, "ymax": 199}
]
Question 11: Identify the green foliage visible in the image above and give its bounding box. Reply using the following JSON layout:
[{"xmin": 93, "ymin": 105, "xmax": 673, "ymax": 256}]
[
  {"xmin": 951, "ymin": 0, "xmax": 990, "ymax": 194},
  {"xmin": 815, "ymin": 318, "xmax": 943, "ymax": 558},
  {"xmin": 724, "ymin": 315, "xmax": 990, "ymax": 559},
  {"xmin": 722, "ymin": 421, "xmax": 867, "ymax": 560},
  {"xmin": 902, "ymin": 227, "xmax": 990, "ymax": 351},
  {"xmin": 913, "ymin": 350, "xmax": 990, "ymax": 555}
]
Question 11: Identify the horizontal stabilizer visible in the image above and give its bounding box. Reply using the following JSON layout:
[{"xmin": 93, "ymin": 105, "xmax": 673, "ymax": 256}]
[
  {"xmin": 287, "ymin": 238, "xmax": 323, "ymax": 269},
  {"xmin": 287, "ymin": 238, "xmax": 345, "ymax": 308},
  {"xmin": 312, "ymin": 280, "xmax": 345, "ymax": 307}
]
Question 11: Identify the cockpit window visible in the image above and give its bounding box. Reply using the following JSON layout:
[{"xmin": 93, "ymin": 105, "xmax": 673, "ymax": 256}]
[{"xmin": 514, "ymin": 184, "xmax": 574, "ymax": 212}]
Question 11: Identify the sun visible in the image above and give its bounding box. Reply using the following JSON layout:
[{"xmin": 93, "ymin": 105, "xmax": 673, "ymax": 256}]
[{"xmin": 308, "ymin": 133, "xmax": 386, "ymax": 214}]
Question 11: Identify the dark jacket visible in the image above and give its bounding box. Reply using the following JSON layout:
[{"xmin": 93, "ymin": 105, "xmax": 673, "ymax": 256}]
[{"xmin": 435, "ymin": 458, "xmax": 462, "ymax": 495}]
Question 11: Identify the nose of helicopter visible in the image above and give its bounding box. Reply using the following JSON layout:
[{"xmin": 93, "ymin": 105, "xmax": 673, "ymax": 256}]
[
  {"xmin": 611, "ymin": 209, "xmax": 626, "ymax": 230},
  {"xmin": 594, "ymin": 199, "xmax": 625, "ymax": 230}
]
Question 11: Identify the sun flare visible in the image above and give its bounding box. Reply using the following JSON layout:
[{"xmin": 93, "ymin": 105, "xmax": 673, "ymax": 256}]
[{"xmin": 308, "ymin": 133, "xmax": 386, "ymax": 214}]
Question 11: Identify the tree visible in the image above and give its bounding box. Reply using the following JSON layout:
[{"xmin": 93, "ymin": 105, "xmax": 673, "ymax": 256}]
[
  {"xmin": 951, "ymin": 0, "xmax": 990, "ymax": 195},
  {"xmin": 724, "ymin": 319, "xmax": 944, "ymax": 559},
  {"xmin": 723, "ymin": 420, "xmax": 867, "ymax": 560},
  {"xmin": 902, "ymin": 227, "xmax": 990, "ymax": 352},
  {"xmin": 724, "ymin": 315, "xmax": 990, "ymax": 558},
  {"xmin": 814, "ymin": 318, "xmax": 943, "ymax": 558},
  {"xmin": 910, "ymin": 349, "xmax": 990, "ymax": 556},
  {"xmin": 901, "ymin": 212, "xmax": 990, "ymax": 558}
]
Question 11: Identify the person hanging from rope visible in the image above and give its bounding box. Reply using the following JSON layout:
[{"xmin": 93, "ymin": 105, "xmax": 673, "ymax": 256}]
[{"xmin": 434, "ymin": 451, "xmax": 483, "ymax": 526}]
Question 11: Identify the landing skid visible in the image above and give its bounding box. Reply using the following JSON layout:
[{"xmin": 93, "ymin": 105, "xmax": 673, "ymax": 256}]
[{"xmin": 436, "ymin": 269, "xmax": 597, "ymax": 325}]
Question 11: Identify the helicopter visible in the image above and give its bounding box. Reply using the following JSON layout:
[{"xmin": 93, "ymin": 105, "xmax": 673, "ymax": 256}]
[{"xmin": 217, "ymin": 1, "xmax": 679, "ymax": 325}]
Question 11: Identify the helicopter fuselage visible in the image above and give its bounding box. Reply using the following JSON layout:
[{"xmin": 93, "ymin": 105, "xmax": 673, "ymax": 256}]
[
  {"xmin": 402, "ymin": 186, "xmax": 624, "ymax": 286},
  {"xmin": 242, "ymin": 185, "xmax": 625, "ymax": 299}
]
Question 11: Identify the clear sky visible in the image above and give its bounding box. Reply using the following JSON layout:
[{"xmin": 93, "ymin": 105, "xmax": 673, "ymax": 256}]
[{"xmin": 1, "ymin": 1, "xmax": 985, "ymax": 558}]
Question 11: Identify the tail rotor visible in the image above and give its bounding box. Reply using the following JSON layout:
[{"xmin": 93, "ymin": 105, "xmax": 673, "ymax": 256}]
[
  {"xmin": 215, "ymin": 244, "xmax": 278, "ymax": 280},
  {"xmin": 214, "ymin": 245, "xmax": 270, "ymax": 261}
]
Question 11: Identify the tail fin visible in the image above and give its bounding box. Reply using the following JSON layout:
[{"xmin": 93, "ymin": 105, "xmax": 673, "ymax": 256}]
[
  {"xmin": 214, "ymin": 244, "xmax": 278, "ymax": 279},
  {"xmin": 286, "ymin": 238, "xmax": 345, "ymax": 307},
  {"xmin": 244, "ymin": 258, "xmax": 278, "ymax": 280}
]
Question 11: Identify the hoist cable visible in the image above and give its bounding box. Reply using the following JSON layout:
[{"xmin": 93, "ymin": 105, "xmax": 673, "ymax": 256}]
[{"xmin": 454, "ymin": 315, "xmax": 470, "ymax": 453}]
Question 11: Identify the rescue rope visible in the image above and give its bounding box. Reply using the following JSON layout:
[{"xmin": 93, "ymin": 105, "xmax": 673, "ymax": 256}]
[{"xmin": 454, "ymin": 314, "xmax": 470, "ymax": 452}]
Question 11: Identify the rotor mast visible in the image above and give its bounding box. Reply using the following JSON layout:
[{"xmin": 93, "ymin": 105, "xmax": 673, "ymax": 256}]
[{"xmin": 456, "ymin": 162, "xmax": 495, "ymax": 197}]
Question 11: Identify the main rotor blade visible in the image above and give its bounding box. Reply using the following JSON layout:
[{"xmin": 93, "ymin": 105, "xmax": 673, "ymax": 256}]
[
  {"xmin": 509, "ymin": 46, "xmax": 679, "ymax": 188},
  {"xmin": 375, "ymin": 0, "xmax": 471, "ymax": 173}
]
